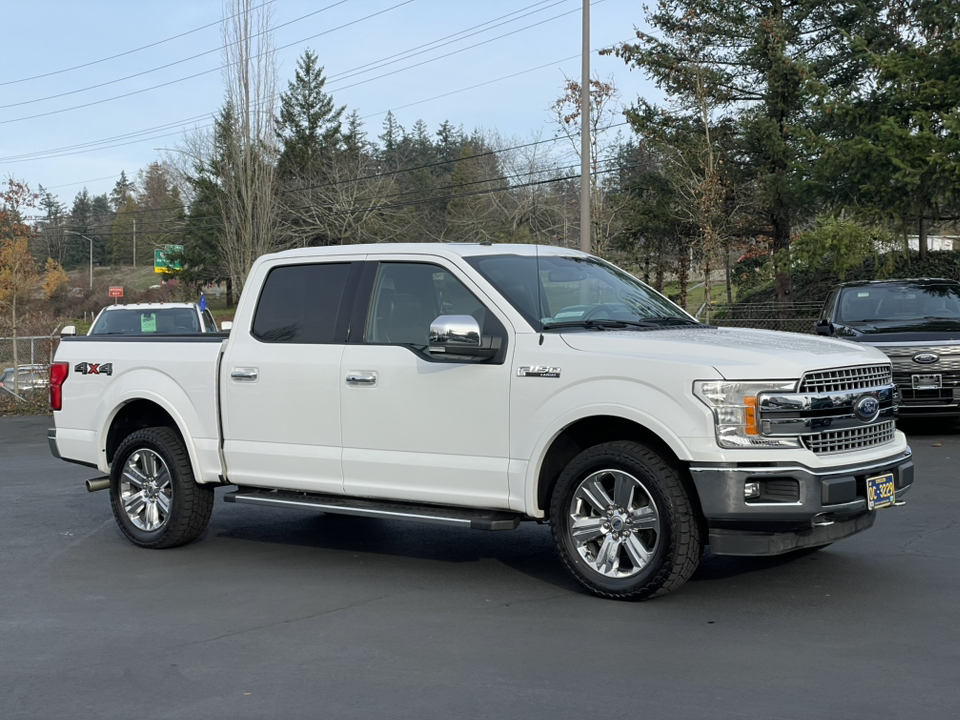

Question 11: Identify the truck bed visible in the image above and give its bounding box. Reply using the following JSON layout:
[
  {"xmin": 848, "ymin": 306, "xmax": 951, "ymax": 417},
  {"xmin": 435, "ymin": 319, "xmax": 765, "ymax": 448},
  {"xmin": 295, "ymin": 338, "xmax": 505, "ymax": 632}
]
[{"xmin": 52, "ymin": 335, "xmax": 226, "ymax": 481}]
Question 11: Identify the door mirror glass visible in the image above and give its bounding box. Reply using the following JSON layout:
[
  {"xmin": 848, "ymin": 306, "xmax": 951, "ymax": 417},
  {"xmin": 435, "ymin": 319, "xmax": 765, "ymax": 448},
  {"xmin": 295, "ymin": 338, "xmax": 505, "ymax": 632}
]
[{"xmin": 429, "ymin": 315, "xmax": 481, "ymax": 352}]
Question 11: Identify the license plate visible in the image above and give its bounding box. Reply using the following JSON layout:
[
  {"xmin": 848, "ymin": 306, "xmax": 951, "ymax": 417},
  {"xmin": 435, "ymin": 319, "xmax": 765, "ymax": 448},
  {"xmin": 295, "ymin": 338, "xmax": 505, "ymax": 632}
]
[
  {"xmin": 912, "ymin": 373, "xmax": 942, "ymax": 390},
  {"xmin": 866, "ymin": 472, "xmax": 896, "ymax": 510}
]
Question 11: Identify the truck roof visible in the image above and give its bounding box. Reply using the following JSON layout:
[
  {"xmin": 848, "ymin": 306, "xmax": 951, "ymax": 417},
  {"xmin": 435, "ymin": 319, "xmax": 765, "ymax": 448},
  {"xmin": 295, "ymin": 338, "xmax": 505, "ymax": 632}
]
[
  {"xmin": 837, "ymin": 278, "xmax": 959, "ymax": 288},
  {"xmin": 261, "ymin": 243, "xmax": 591, "ymax": 263}
]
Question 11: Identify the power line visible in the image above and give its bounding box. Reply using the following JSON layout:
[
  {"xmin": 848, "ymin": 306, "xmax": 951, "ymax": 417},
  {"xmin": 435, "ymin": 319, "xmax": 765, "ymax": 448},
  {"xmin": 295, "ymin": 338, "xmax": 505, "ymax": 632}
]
[
  {"xmin": 328, "ymin": 2, "xmax": 598, "ymax": 94},
  {"xmin": 0, "ymin": 0, "xmax": 602, "ymax": 127},
  {"xmin": 0, "ymin": 36, "xmax": 627, "ymax": 166},
  {"xmin": 0, "ymin": 0, "xmax": 416, "ymax": 126},
  {"xmin": 0, "ymin": 4, "xmax": 568, "ymax": 162},
  {"xmin": 0, "ymin": 0, "xmax": 276, "ymax": 88},
  {"xmin": 0, "ymin": 1, "xmax": 353, "ymax": 111},
  {"xmin": 324, "ymin": 0, "xmax": 567, "ymax": 84}
]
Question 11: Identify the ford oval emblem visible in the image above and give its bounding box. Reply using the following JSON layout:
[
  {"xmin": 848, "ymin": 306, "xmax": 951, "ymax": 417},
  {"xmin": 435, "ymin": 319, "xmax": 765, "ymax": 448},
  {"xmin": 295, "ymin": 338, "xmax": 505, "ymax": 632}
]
[
  {"xmin": 913, "ymin": 352, "xmax": 939, "ymax": 364},
  {"xmin": 854, "ymin": 395, "xmax": 880, "ymax": 422}
]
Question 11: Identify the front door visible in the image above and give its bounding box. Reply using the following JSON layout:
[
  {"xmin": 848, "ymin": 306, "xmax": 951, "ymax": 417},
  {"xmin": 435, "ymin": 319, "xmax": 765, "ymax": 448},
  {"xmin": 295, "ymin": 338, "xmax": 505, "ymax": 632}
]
[{"xmin": 339, "ymin": 260, "xmax": 513, "ymax": 509}]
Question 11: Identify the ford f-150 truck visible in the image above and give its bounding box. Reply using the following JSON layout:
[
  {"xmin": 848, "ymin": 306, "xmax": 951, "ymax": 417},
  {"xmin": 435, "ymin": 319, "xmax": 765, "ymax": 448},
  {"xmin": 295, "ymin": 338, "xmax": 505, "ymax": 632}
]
[
  {"xmin": 816, "ymin": 278, "xmax": 960, "ymax": 417},
  {"xmin": 48, "ymin": 244, "xmax": 914, "ymax": 599}
]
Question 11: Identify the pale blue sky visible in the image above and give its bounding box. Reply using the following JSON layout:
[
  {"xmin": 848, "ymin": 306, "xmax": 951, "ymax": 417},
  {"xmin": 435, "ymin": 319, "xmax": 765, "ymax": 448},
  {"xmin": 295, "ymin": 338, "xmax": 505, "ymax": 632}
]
[{"xmin": 1, "ymin": 0, "xmax": 657, "ymax": 206}]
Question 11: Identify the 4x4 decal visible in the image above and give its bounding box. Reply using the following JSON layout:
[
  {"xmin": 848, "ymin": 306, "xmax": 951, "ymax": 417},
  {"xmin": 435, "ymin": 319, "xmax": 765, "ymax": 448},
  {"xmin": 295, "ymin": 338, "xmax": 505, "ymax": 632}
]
[{"xmin": 75, "ymin": 362, "xmax": 113, "ymax": 376}]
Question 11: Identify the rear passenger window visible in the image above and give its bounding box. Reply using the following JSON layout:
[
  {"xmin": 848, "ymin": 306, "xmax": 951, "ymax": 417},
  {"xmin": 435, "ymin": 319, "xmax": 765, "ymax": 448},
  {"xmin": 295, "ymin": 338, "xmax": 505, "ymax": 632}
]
[{"xmin": 253, "ymin": 263, "xmax": 351, "ymax": 343}]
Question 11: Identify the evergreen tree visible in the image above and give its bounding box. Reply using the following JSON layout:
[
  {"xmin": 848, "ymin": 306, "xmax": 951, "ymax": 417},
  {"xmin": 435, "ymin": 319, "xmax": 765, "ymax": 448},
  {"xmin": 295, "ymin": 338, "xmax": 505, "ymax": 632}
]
[
  {"xmin": 342, "ymin": 109, "xmax": 369, "ymax": 159},
  {"xmin": 276, "ymin": 49, "xmax": 345, "ymax": 179},
  {"xmin": 378, "ymin": 111, "xmax": 406, "ymax": 170},
  {"xmin": 110, "ymin": 170, "xmax": 135, "ymax": 212},
  {"xmin": 609, "ymin": 0, "xmax": 888, "ymax": 304},
  {"xmin": 815, "ymin": 0, "xmax": 960, "ymax": 260}
]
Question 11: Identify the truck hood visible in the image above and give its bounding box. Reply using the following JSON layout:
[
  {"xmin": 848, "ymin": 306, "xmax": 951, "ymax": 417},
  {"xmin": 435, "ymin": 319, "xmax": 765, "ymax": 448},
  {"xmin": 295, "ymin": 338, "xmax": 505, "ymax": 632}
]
[{"xmin": 560, "ymin": 326, "xmax": 888, "ymax": 380}]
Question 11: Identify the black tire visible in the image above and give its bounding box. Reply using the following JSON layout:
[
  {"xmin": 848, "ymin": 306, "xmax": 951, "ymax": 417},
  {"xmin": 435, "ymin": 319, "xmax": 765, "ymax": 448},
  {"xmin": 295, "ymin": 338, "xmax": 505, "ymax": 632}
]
[
  {"xmin": 549, "ymin": 440, "xmax": 702, "ymax": 600},
  {"xmin": 109, "ymin": 426, "xmax": 214, "ymax": 549}
]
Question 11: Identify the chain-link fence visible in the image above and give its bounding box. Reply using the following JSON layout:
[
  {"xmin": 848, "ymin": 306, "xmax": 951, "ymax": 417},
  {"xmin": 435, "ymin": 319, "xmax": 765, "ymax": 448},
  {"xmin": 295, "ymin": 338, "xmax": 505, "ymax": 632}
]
[
  {"xmin": 0, "ymin": 335, "xmax": 60, "ymax": 369},
  {"xmin": 697, "ymin": 302, "xmax": 823, "ymax": 334}
]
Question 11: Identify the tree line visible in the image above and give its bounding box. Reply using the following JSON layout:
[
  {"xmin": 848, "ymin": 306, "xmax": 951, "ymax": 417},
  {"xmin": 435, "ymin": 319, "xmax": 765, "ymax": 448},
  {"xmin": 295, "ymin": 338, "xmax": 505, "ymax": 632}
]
[{"xmin": 3, "ymin": 0, "xmax": 959, "ymax": 320}]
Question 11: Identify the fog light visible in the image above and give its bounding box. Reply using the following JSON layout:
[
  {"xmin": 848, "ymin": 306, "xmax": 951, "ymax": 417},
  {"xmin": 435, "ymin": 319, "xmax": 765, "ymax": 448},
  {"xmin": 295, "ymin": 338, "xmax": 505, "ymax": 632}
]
[{"xmin": 744, "ymin": 481, "xmax": 761, "ymax": 499}]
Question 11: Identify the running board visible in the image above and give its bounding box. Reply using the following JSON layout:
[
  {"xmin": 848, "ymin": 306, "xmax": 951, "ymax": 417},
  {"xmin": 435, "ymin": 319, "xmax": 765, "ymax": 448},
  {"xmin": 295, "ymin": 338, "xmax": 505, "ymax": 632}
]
[{"xmin": 223, "ymin": 488, "xmax": 522, "ymax": 531}]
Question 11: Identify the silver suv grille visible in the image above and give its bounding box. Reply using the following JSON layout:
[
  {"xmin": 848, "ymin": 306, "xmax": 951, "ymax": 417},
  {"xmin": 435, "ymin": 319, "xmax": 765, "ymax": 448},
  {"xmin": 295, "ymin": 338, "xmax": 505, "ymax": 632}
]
[
  {"xmin": 799, "ymin": 365, "xmax": 893, "ymax": 393},
  {"xmin": 802, "ymin": 420, "xmax": 897, "ymax": 454}
]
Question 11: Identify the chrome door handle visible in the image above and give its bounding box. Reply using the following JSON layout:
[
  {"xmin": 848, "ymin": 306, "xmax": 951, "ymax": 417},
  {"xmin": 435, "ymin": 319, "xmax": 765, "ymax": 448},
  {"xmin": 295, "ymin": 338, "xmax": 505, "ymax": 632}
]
[
  {"xmin": 231, "ymin": 368, "xmax": 259, "ymax": 382},
  {"xmin": 345, "ymin": 372, "xmax": 377, "ymax": 386}
]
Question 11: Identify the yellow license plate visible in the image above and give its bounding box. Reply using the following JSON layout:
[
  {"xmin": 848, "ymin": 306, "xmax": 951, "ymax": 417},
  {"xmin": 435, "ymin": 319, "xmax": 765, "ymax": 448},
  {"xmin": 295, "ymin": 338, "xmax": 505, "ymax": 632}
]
[{"xmin": 866, "ymin": 472, "xmax": 896, "ymax": 510}]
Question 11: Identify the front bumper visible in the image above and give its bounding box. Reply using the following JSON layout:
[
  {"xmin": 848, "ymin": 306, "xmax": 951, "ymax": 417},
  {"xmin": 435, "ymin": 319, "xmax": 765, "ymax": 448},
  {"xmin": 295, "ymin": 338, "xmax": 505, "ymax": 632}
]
[{"xmin": 690, "ymin": 448, "xmax": 913, "ymax": 556}]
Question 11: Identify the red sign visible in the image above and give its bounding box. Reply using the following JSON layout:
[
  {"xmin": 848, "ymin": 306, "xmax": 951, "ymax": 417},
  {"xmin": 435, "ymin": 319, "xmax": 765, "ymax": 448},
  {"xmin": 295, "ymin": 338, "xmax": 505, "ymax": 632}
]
[{"xmin": 108, "ymin": 286, "xmax": 124, "ymax": 298}]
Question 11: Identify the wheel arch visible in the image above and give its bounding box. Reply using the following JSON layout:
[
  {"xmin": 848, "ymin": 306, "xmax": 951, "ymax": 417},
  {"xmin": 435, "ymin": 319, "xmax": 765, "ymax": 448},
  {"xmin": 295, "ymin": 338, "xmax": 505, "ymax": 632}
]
[
  {"xmin": 105, "ymin": 398, "xmax": 189, "ymax": 467},
  {"xmin": 534, "ymin": 414, "xmax": 698, "ymax": 521}
]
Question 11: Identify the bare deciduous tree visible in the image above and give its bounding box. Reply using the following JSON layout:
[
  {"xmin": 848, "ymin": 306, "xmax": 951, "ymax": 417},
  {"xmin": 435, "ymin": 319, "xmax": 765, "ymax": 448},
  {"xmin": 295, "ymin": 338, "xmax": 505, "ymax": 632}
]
[
  {"xmin": 275, "ymin": 151, "xmax": 410, "ymax": 247},
  {"xmin": 216, "ymin": 0, "xmax": 279, "ymax": 292},
  {"xmin": 552, "ymin": 75, "xmax": 623, "ymax": 256}
]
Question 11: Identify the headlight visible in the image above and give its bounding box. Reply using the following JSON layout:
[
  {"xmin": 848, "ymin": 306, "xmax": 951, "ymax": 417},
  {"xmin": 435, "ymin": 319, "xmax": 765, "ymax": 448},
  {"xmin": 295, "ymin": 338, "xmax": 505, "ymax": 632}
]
[{"xmin": 694, "ymin": 380, "xmax": 801, "ymax": 449}]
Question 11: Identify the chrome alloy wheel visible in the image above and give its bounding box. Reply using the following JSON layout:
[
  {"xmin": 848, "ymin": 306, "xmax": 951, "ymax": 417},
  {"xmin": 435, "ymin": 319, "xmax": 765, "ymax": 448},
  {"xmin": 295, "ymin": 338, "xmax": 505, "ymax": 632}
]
[
  {"xmin": 120, "ymin": 449, "xmax": 173, "ymax": 532},
  {"xmin": 567, "ymin": 469, "xmax": 661, "ymax": 579}
]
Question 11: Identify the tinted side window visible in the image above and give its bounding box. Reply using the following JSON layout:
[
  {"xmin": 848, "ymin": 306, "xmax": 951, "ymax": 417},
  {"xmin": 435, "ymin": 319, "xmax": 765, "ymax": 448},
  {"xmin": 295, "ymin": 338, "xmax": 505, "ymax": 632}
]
[
  {"xmin": 253, "ymin": 263, "xmax": 351, "ymax": 343},
  {"xmin": 366, "ymin": 263, "xmax": 493, "ymax": 346},
  {"xmin": 202, "ymin": 309, "xmax": 218, "ymax": 332}
]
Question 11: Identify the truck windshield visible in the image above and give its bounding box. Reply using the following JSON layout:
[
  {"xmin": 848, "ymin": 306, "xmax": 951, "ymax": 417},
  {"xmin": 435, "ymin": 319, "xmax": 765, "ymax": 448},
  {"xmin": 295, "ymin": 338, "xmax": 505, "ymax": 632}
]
[
  {"xmin": 465, "ymin": 254, "xmax": 695, "ymax": 331},
  {"xmin": 838, "ymin": 284, "xmax": 960, "ymax": 324}
]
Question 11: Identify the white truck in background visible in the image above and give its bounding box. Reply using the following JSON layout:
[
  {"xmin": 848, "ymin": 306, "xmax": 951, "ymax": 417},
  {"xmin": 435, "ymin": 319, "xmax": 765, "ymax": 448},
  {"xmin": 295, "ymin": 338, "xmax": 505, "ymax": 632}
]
[
  {"xmin": 48, "ymin": 243, "xmax": 913, "ymax": 599},
  {"xmin": 61, "ymin": 301, "xmax": 228, "ymax": 337}
]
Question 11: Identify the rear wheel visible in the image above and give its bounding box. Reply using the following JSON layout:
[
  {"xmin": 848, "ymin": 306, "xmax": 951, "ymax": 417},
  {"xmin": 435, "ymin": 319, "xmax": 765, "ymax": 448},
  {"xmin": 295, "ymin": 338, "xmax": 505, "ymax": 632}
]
[
  {"xmin": 549, "ymin": 441, "xmax": 702, "ymax": 599},
  {"xmin": 110, "ymin": 427, "xmax": 214, "ymax": 549}
]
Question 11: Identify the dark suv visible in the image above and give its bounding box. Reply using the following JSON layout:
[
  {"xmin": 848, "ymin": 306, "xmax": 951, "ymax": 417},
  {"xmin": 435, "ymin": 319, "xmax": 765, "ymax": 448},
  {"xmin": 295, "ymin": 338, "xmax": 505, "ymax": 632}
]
[{"xmin": 816, "ymin": 278, "xmax": 960, "ymax": 417}]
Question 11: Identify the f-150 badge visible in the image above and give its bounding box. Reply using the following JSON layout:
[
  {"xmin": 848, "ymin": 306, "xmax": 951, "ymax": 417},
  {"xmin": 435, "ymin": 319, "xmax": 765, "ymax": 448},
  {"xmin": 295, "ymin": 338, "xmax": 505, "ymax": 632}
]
[
  {"xmin": 517, "ymin": 366, "xmax": 561, "ymax": 378},
  {"xmin": 75, "ymin": 362, "xmax": 113, "ymax": 376}
]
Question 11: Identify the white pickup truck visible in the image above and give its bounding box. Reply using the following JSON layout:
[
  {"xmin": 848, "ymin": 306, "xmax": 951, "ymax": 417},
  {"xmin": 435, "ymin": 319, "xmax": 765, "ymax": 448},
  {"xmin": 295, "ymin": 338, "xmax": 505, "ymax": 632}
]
[{"xmin": 48, "ymin": 243, "xmax": 913, "ymax": 599}]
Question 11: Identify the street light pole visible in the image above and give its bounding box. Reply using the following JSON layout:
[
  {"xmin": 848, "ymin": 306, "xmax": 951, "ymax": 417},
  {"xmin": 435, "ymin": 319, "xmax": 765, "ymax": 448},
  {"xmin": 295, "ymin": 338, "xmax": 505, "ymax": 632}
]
[{"xmin": 64, "ymin": 231, "xmax": 94, "ymax": 289}]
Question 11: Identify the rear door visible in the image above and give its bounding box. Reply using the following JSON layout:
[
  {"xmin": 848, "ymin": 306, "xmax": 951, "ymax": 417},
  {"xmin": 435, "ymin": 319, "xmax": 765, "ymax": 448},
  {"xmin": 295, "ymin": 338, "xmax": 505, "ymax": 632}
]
[{"xmin": 220, "ymin": 258, "xmax": 362, "ymax": 494}]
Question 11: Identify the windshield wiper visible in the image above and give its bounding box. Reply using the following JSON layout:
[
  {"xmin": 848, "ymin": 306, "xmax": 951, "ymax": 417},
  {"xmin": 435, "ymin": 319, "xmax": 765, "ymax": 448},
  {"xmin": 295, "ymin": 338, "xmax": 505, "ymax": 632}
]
[
  {"xmin": 640, "ymin": 316, "xmax": 701, "ymax": 326},
  {"xmin": 542, "ymin": 319, "xmax": 665, "ymax": 331}
]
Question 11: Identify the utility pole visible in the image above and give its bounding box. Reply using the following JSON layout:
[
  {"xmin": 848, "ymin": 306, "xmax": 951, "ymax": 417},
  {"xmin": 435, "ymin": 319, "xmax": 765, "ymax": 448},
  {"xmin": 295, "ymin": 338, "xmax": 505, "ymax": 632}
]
[
  {"xmin": 133, "ymin": 218, "xmax": 137, "ymax": 267},
  {"xmin": 580, "ymin": 0, "xmax": 591, "ymax": 254}
]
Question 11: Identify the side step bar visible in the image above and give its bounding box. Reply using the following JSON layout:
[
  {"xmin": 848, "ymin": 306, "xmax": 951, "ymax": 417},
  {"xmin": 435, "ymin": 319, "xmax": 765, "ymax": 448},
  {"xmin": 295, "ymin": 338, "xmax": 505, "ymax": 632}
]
[{"xmin": 223, "ymin": 488, "xmax": 522, "ymax": 531}]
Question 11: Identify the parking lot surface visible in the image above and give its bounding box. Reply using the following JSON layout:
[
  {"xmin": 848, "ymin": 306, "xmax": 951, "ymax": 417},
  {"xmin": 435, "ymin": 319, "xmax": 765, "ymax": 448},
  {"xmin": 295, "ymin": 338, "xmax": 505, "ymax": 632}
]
[{"xmin": 2, "ymin": 415, "xmax": 959, "ymax": 719}]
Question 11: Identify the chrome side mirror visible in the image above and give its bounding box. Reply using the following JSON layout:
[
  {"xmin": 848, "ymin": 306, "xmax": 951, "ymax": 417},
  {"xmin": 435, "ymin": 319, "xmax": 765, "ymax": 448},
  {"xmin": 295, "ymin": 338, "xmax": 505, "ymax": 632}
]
[
  {"xmin": 429, "ymin": 315, "xmax": 481, "ymax": 353},
  {"xmin": 61, "ymin": 325, "xmax": 77, "ymax": 337}
]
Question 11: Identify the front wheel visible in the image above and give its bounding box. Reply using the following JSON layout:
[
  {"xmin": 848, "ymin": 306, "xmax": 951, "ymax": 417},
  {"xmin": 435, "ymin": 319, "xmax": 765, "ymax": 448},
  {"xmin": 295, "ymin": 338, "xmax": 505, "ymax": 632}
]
[
  {"xmin": 549, "ymin": 441, "xmax": 702, "ymax": 599},
  {"xmin": 110, "ymin": 427, "xmax": 214, "ymax": 549}
]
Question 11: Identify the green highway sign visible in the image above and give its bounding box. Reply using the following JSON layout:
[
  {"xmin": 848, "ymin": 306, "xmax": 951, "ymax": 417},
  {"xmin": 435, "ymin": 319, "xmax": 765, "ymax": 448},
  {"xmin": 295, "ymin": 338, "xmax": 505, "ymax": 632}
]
[{"xmin": 154, "ymin": 244, "xmax": 184, "ymax": 273}]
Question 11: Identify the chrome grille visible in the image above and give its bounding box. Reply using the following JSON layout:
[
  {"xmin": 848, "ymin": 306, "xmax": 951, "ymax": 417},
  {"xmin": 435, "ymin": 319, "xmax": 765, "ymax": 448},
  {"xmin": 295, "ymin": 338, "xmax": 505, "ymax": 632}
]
[
  {"xmin": 799, "ymin": 365, "xmax": 893, "ymax": 393},
  {"xmin": 802, "ymin": 421, "xmax": 897, "ymax": 454},
  {"xmin": 879, "ymin": 345, "xmax": 960, "ymax": 373}
]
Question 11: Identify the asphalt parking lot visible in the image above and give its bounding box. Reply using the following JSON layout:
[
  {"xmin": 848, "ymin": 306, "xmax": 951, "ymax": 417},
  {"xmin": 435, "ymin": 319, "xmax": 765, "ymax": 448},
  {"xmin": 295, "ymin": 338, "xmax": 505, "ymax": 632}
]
[{"xmin": 2, "ymin": 414, "xmax": 959, "ymax": 720}]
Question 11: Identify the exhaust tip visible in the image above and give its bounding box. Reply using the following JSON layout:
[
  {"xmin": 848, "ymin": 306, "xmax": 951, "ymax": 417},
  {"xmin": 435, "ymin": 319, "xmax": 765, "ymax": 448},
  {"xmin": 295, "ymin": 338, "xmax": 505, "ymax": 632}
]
[{"xmin": 86, "ymin": 477, "xmax": 111, "ymax": 493}]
